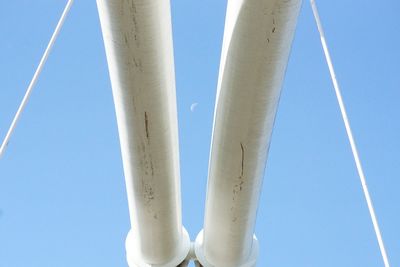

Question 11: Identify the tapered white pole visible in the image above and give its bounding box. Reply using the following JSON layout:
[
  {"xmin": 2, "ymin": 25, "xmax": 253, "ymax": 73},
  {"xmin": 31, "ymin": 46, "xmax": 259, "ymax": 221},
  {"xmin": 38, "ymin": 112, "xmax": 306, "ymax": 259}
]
[
  {"xmin": 196, "ymin": 0, "xmax": 302, "ymax": 266},
  {"xmin": 96, "ymin": 1, "xmax": 190, "ymax": 266},
  {"xmin": 310, "ymin": 1, "xmax": 390, "ymax": 266}
]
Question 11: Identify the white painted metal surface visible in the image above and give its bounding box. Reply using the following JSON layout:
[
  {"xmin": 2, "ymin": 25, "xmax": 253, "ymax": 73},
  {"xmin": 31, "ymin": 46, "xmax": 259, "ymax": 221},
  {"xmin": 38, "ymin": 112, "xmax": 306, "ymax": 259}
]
[
  {"xmin": 196, "ymin": 0, "xmax": 302, "ymax": 266},
  {"xmin": 96, "ymin": 1, "xmax": 190, "ymax": 266}
]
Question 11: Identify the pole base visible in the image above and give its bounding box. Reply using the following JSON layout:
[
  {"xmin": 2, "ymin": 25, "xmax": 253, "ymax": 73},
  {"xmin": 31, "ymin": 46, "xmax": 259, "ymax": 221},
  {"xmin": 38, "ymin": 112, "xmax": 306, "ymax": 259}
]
[
  {"xmin": 194, "ymin": 230, "xmax": 259, "ymax": 267},
  {"xmin": 126, "ymin": 227, "xmax": 191, "ymax": 267}
]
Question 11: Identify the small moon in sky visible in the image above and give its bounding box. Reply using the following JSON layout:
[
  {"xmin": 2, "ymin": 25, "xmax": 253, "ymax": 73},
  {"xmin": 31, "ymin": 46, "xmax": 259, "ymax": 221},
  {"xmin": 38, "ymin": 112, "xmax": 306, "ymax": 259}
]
[{"xmin": 190, "ymin": 103, "xmax": 198, "ymax": 112}]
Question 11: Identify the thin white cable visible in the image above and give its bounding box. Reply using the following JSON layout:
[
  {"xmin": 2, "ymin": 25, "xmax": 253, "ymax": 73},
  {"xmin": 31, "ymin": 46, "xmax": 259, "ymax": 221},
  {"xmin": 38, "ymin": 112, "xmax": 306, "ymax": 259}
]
[
  {"xmin": 0, "ymin": 0, "xmax": 74, "ymax": 158},
  {"xmin": 310, "ymin": 1, "xmax": 390, "ymax": 266}
]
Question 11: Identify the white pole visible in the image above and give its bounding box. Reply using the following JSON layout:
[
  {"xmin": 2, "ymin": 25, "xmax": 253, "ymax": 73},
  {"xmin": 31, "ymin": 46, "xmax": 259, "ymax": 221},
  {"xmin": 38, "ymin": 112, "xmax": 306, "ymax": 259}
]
[
  {"xmin": 96, "ymin": 1, "xmax": 190, "ymax": 266},
  {"xmin": 310, "ymin": 1, "xmax": 390, "ymax": 266},
  {"xmin": 0, "ymin": 0, "xmax": 74, "ymax": 158},
  {"xmin": 195, "ymin": 0, "xmax": 302, "ymax": 266}
]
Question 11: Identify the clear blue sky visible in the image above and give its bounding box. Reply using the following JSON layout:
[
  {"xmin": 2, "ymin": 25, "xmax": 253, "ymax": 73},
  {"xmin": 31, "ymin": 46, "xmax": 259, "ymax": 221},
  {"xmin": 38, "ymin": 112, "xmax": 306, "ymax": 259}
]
[{"xmin": 0, "ymin": 1, "xmax": 399, "ymax": 266}]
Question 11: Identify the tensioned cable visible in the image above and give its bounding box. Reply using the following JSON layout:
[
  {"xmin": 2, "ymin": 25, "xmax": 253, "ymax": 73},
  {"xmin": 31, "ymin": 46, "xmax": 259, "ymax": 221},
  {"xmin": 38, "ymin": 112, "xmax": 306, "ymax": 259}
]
[
  {"xmin": 309, "ymin": 1, "xmax": 390, "ymax": 266},
  {"xmin": 0, "ymin": 0, "xmax": 74, "ymax": 158}
]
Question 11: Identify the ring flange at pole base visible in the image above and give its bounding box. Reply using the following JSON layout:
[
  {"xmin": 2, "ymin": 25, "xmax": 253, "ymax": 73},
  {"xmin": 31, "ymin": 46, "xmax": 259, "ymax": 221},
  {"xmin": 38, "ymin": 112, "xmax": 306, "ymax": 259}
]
[
  {"xmin": 126, "ymin": 227, "xmax": 191, "ymax": 267},
  {"xmin": 194, "ymin": 230, "xmax": 259, "ymax": 267}
]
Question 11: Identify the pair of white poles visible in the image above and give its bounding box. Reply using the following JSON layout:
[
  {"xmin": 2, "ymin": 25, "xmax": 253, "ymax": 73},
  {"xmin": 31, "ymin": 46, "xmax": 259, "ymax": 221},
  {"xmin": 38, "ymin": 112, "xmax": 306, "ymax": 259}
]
[
  {"xmin": 96, "ymin": 0, "xmax": 301, "ymax": 266},
  {"xmin": 0, "ymin": 0, "xmax": 390, "ymax": 266}
]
